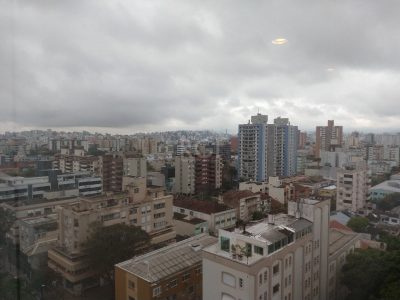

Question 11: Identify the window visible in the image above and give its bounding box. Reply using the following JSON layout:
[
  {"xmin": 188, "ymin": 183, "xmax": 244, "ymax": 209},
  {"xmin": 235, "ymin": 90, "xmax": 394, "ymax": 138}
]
[
  {"xmin": 259, "ymin": 273, "xmax": 262, "ymax": 285},
  {"xmin": 187, "ymin": 285, "xmax": 194, "ymax": 294},
  {"xmin": 222, "ymin": 293, "xmax": 235, "ymax": 300},
  {"xmin": 222, "ymin": 272, "xmax": 236, "ymax": 287},
  {"xmin": 273, "ymin": 263, "xmax": 279, "ymax": 275},
  {"xmin": 245, "ymin": 243, "xmax": 252, "ymax": 257},
  {"xmin": 263, "ymin": 270, "xmax": 268, "ymax": 283},
  {"xmin": 182, "ymin": 272, "xmax": 191, "ymax": 281},
  {"xmin": 254, "ymin": 245, "xmax": 264, "ymax": 255},
  {"xmin": 239, "ymin": 278, "xmax": 244, "ymax": 288},
  {"xmin": 153, "ymin": 286, "xmax": 161, "ymax": 296},
  {"xmin": 169, "ymin": 279, "xmax": 178, "ymax": 288},
  {"xmin": 220, "ymin": 236, "xmax": 230, "ymax": 252},
  {"xmin": 273, "ymin": 283, "xmax": 280, "ymax": 294},
  {"xmin": 154, "ymin": 202, "xmax": 165, "ymax": 210},
  {"xmin": 128, "ymin": 280, "xmax": 135, "ymax": 289}
]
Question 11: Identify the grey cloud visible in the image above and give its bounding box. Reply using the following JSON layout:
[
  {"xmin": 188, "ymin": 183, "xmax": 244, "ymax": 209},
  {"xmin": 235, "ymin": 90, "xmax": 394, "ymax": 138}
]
[{"xmin": 1, "ymin": 0, "xmax": 400, "ymax": 132}]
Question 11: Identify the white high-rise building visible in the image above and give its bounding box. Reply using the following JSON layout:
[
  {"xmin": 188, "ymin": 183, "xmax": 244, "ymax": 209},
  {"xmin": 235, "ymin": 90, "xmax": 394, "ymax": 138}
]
[{"xmin": 202, "ymin": 198, "xmax": 330, "ymax": 300}]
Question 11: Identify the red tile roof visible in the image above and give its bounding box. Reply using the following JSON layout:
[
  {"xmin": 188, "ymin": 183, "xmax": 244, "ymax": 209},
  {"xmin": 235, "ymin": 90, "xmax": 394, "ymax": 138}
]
[
  {"xmin": 173, "ymin": 197, "xmax": 233, "ymax": 214},
  {"xmin": 329, "ymin": 220, "xmax": 353, "ymax": 232}
]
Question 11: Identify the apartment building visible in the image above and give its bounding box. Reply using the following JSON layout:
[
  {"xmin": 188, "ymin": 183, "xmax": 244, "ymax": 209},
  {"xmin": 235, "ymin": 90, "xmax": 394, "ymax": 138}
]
[
  {"xmin": 0, "ymin": 176, "xmax": 51, "ymax": 202},
  {"xmin": 194, "ymin": 154, "xmax": 223, "ymax": 193},
  {"xmin": 173, "ymin": 212, "xmax": 209, "ymax": 237},
  {"xmin": 115, "ymin": 234, "xmax": 217, "ymax": 300},
  {"xmin": 173, "ymin": 155, "xmax": 195, "ymax": 194},
  {"xmin": 238, "ymin": 114, "xmax": 298, "ymax": 181},
  {"xmin": 48, "ymin": 183, "xmax": 175, "ymax": 295},
  {"xmin": 238, "ymin": 114, "xmax": 269, "ymax": 182},
  {"xmin": 269, "ymin": 117, "xmax": 298, "ymax": 177},
  {"xmin": 315, "ymin": 120, "xmax": 343, "ymax": 158},
  {"xmin": 336, "ymin": 163, "xmax": 369, "ymax": 212},
  {"xmin": 100, "ymin": 153, "xmax": 123, "ymax": 192},
  {"xmin": 48, "ymin": 138, "xmax": 89, "ymax": 152},
  {"xmin": 203, "ymin": 198, "xmax": 330, "ymax": 300},
  {"xmin": 366, "ymin": 145, "xmax": 385, "ymax": 161},
  {"xmin": 327, "ymin": 228, "xmax": 363, "ymax": 300},
  {"xmin": 173, "ymin": 197, "xmax": 237, "ymax": 235},
  {"xmin": 222, "ymin": 190, "xmax": 261, "ymax": 222},
  {"xmin": 18, "ymin": 214, "xmax": 58, "ymax": 270},
  {"xmin": 0, "ymin": 171, "xmax": 102, "ymax": 203},
  {"xmin": 56, "ymin": 171, "xmax": 102, "ymax": 197},
  {"xmin": 239, "ymin": 181, "xmax": 268, "ymax": 193},
  {"xmin": 268, "ymin": 177, "xmax": 295, "ymax": 205},
  {"xmin": 53, "ymin": 148, "xmax": 100, "ymax": 174},
  {"xmin": 123, "ymin": 156, "xmax": 147, "ymax": 177}
]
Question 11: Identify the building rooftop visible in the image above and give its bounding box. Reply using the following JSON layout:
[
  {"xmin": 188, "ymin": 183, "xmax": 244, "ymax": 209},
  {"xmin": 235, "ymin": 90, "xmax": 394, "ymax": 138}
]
[
  {"xmin": 236, "ymin": 215, "xmax": 313, "ymax": 244},
  {"xmin": 322, "ymin": 185, "xmax": 336, "ymax": 190},
  {"xmin": 330, "ymin": 211, "xmax": 352, "ymax": 225},
  {"xmin": 20, "ymin": 214, "xmax": 58, "ymax": 226},
  {"xmin": 173, "ymin": 212, "xmax": 206, "ymax": 225},
  {"xmin": 116, "ymin": 234, "xmax": 217, "ymax": 283},
  {"xmin": 370, "ymin": 180, "xmax": 400, "ymax": 193},
  {"xmin": 329, "ymin": 220, "xmax": 353, "ymax": 232},
  {"xmin": 173, "ymin": 197, "xmax": 233, "ymax": 214},
  {"xmin": 222, "ymin": 190, "xmax": 258, "ymax": 208},
  {"xmin": 329, "ymin": 228, "xmax": 359, "ymax": 256}
]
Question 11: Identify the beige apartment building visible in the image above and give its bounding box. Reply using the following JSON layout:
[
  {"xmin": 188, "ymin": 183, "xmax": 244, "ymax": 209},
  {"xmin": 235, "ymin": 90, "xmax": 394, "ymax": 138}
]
[
  {"xmin": 123, "ymin": 156, "xmax": 147, "ymax": 178},
  {"xmin": 53, "ymin": 148, "xmax": 100, "ymax": 174},
  {"xmin": 173, "ymin": 155, "xmax": 195, "ymax": 194},
  {"xmin": 202, "ymin": 198, "xmax": 330, "ymax": 300},
  {"xmin": 222, "ymin": 190, "xmax": 261, "ymax": 222},
  {"xmin": 327, "ymin": 227, "xmax": 362, "ymax": 300},
  {"xmin": 173, "ymin": 197, "xmax": 237, "ymax": 235},
  {"xmin": 336, "ymin": 162, "xmax": 369, "ymax": 212},
  {"xmin": 115, "ymin": 234, "xmax": 217, "ymax": 300},
  {"xmin": 315, "ymin": 120, "xmax": 343, "ymax": 158},
  {"xmin": 48, "ymin": 179, "xmax": 175, "ymax": 295}
]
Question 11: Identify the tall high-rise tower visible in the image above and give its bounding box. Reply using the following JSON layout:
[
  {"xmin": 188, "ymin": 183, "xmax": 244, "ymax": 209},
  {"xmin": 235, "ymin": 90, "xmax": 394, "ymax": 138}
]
[
  {"xmin": 269, "ymin": 117, "xmax": 298, "ymax": 177},
  {"xmin": 315, "ymin": 120, "xmax": 343, "ymax": 158},
  {"xmin": 238, "ymin": 114, "xmax": 298, "ymax": 182},
  {"xmin": 238, "ymin": 114, "xmax": 268, "ymax": 182}
]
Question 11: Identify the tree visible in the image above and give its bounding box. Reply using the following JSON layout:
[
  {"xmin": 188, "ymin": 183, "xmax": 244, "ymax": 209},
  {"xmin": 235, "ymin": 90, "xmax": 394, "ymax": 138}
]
[
  {"xmin": 0, "ymin": 208, "xmax": 15, "ymax": 245},
  {"xmin": 347, "ymin": 216, "xmax": 369, "ymax": 233},
  {"xmin": 341, "ymin": 249, "xmax": 400, "ymax": 300},
  {"xmin": 252, "ymin": 211, "xmax": 264, "ymax": 221},
  {"xmin": 380, "ymin": 234, "xmax": 400, "ymax": 251},
  {"xmin": 84, "ymin": 223, "xmax": 150, "ymax": 283},
  {"xmin": 0, "ymin": 273, "xmax": 36, "ymax": 300}
]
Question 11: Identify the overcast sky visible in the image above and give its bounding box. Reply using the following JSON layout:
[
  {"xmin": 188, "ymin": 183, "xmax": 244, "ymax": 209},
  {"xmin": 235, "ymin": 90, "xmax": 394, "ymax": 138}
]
[{"xmin": 1, "ymin": 0, "xmax": 400, "ymax": 134}]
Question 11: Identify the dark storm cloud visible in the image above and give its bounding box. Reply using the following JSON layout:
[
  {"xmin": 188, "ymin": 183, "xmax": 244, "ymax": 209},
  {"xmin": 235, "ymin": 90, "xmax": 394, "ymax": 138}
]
[{"xmin": 1, "ymin": 0, "xmax": 400, "ymax": 132}]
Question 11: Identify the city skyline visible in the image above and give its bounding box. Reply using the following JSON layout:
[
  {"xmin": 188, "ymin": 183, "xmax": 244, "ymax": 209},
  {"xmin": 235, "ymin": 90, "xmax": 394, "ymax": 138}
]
[{"xmin": 2, "ymin": 1, "xmax": 400, "ymax": 133}]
